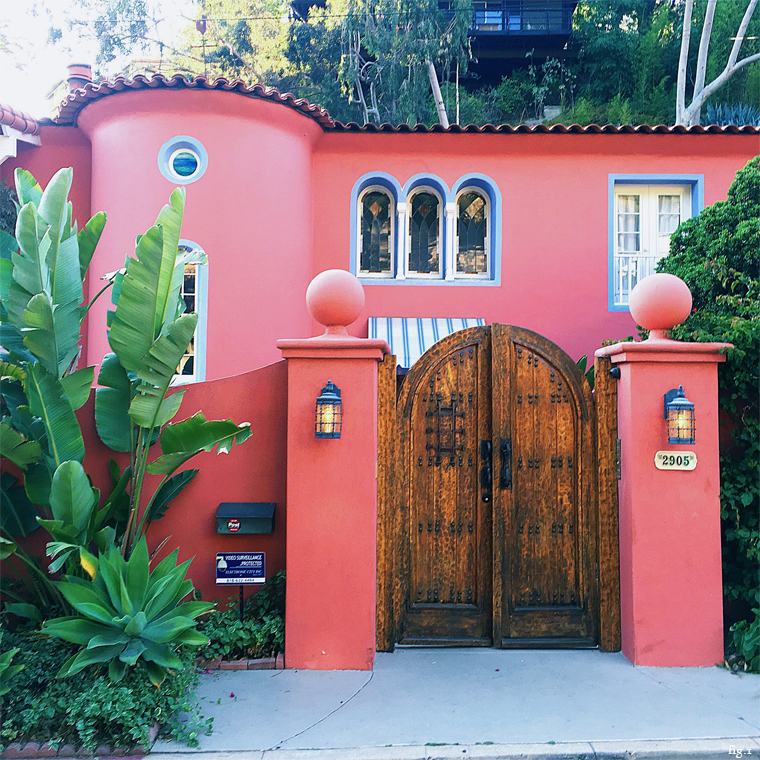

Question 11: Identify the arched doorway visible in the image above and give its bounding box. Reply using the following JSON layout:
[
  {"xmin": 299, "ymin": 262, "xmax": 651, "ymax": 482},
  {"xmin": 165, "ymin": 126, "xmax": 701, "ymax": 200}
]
[{"xmin": 376, "ymin": 324, "xmax": 621, "ymax": 650}]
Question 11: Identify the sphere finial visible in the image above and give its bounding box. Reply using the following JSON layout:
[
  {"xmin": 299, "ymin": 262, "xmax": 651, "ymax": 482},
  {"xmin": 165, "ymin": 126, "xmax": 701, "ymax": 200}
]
[
  {"xmin": 629, "ymin": 273, "xmax": 692, "ymax": 340},
  {"xmin": 306, "ymin": 269, "xmax": 365, "ymax": 336}
]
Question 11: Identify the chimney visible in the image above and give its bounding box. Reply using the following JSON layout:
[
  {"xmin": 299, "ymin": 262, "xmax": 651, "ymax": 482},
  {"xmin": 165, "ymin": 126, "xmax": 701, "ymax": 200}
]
[{"xmin": 67, "ymin": 63, "xmax": 93, "ymax": 91}]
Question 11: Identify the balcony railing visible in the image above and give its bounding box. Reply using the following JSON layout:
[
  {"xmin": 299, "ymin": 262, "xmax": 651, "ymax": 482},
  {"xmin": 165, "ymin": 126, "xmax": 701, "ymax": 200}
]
[
  {"xmin": 614, "ymin": 253, "xmax": 661, "ymax": 306},
  {"xmin": 440, "ymin": 1, "xmax": 575, "ymax": 35}
]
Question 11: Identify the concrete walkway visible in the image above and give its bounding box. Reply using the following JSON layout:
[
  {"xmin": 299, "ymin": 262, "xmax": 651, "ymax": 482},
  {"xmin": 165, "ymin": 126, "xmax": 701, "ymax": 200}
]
[{"xmin": 152, "ymin": 649, "xmax": 759, "ymax": 760}]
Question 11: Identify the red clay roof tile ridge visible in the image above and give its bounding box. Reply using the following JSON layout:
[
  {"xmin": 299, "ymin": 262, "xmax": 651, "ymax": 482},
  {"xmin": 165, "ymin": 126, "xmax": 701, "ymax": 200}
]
[
  {"xmin": 51, "ymin": 72, "xmax": 335, "ymax": 128},
  {"xmin": 0, "ymin": 103, "xmax": 41, "ymax": 136}
]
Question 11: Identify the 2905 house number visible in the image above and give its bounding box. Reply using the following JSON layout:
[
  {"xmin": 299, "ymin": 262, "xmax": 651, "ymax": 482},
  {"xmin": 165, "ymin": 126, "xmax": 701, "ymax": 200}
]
[{"xmin": 654, "ymin": 451, "xmax": 698, "ymax": 470}]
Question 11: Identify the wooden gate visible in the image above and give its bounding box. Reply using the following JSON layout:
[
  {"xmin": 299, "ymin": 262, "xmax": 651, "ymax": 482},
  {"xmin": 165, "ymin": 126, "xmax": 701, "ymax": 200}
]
[{"xmin": 376, "ymin": 324, "xmax": 621, "ymax": 651}]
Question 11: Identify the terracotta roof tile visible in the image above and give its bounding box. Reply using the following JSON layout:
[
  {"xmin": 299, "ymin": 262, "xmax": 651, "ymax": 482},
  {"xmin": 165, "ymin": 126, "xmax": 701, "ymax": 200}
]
[
  {"xmin": 46, "ymin": 74, "xmax": 760, "ymax": 135},
  {"xmin": 0, "ymin": 103, "xmax": 41, "ymax": 136},
  {"xmin": 52, "ymin": 73, "xmax": 336, "ymax": 128}
]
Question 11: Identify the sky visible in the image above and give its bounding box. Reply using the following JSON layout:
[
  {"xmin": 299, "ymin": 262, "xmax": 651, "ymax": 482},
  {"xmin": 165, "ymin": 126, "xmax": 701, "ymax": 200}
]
[{"xmin": 0, "ymin": 1, "xmax": 193, "ymax": 119}]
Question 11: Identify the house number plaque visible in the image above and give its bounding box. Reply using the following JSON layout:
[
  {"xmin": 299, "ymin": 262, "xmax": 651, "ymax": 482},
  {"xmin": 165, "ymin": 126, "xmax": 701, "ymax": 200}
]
[{"xmin": 654, "ymin": 451, "xmax": 697, "ymax": 471}]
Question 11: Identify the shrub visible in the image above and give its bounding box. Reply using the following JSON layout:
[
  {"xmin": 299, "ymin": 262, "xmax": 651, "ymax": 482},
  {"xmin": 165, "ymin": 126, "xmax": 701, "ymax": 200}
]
[
  {"xmin": 197, "ymin": 571, "xmax": 285, "ymax": 661},
  {"xmin": 656, "ymin": 157, "xmax": 759, "ymax": 625},
  {"xmin": 0, "ymin": 630, "xmax": 211, "ymax": 752},
  {"xmin": 727, "ymin": 608, "xmax": 760, "ymax": 673}
]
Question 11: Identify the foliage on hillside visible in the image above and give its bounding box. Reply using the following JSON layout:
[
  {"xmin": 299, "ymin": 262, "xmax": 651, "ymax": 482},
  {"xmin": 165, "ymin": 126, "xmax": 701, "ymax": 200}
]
[{"xmin": 40, "ymin": 0, "xmax": 760, "ymax": 127}]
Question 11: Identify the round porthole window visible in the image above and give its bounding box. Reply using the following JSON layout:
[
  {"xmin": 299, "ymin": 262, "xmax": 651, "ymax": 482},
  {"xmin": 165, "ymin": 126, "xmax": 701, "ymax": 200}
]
[{"xmin": 158, "ymin": 136, "xmax": 207, "ymax": 184}]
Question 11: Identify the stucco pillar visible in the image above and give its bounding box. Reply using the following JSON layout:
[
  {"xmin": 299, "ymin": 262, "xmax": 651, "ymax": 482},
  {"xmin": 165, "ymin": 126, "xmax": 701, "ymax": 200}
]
[
  {"xmin": 596, "ymin": 274, "xmax": 730, "ymax": 667},
  {"xmin": 277, "ymin": 270, "xmax": 389, "ymax": 670}
]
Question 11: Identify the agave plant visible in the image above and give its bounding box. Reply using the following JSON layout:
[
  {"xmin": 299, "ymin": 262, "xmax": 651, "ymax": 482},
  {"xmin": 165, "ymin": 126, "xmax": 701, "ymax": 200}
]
[{"xmin": 42, "ymin": 538, "xmax": 212, "ymax": 685}]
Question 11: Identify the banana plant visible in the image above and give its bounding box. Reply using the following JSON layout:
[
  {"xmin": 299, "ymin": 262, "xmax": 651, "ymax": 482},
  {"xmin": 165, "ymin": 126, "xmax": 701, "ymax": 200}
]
[
  {"xmin": 95, "ymin": 187, "xmax": 251, "ymax": 557},
  {"xmin": 42, "ymin": 538, "xmax": 212, "ymax": 685},
  {"xmin": 0, "ymin": 167, "xmax": 108, "ymax": 515}
]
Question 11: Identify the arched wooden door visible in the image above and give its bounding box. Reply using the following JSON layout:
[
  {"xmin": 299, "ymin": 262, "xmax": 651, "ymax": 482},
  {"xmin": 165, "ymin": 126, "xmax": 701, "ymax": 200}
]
[{"xmin": 377, "ymin": 324, "xmax": 619, "ymax": 649}]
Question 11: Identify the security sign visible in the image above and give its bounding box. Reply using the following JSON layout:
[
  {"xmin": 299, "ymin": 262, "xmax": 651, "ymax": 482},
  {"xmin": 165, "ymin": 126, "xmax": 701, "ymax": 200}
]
[
  {"xmin": 227, "ymin": 518, "xmax": 240, "ymax": 533},
  {"xmin": 216, "ymin": 552, "xmax": 265, "ymax": 585}
]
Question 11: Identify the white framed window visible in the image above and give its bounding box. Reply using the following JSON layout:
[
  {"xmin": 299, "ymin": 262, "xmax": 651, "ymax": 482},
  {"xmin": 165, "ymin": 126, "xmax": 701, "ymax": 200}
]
[
  {"xmin": 358, "ymin": 187, "xmax": 395, "ymax": 277},
  {"xmin": 173, "ymin": 241, "xmax": 208, "ymax": 384},
  {"xmin": 613, "ymin": 184, "xmax": 692, "ymax": 307},
  {"xmin": 455, "ymin": 188, "xmax": 490, "ymax": 279},
  {"xmin": 407, "ymin": 188, "xmax": 444, "ymax": 279}
]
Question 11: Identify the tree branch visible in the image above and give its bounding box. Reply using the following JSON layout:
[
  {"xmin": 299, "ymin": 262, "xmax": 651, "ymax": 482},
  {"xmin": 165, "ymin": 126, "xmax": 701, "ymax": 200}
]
[
  {"xmin": 683, "ymin": 50, "xmax": 760, "ymax": 125},
  {"xmin": 691, "ymin": 0, "xmax": 716, "ymax": 124},
  {"xmin": 676, "ymin": 0, "xmax": 694, "ymax": 124}
]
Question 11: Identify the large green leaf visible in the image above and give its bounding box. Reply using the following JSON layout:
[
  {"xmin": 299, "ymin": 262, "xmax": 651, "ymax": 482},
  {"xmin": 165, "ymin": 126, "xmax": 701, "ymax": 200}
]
[
  {"xmin": 153, "ymin": 188, "xmax": 186, "ymax": 332},
  {"xmin": 0, "ymin": 537, "xmax": 17, "ymax": 560},
  {"xmin": 77, "ymin": 212, "xmax": 106, "ymax": 280},
  {"xmin": 145, "ymin": 469, "xmax": 198, "ymax": 522},
  {"xmin": 14, "ymin": 168, "xmax": 42, "ymax": 208},
  {"xmin": 95, "ymin": 354, "xmax": 133, "ymax": 452},
  {"xmin": 148, "ymin": 413, "xmax": 252, "ymax": 475},
  {"xmin": 48, "ymin": 460, "xmax": 99, "ymax": 537},
  {"xmin": 23, "ymin": 462, "xmax": 52, "ymax": 507},
  {"xmin": 0, "ymin": 472, "xmax": 40, "ymax": 536},
  {"xmin": 21, "ymin": 293, "xmax": 80, "ymax": 377},
  {"xmin": 128, "ymin": 313, "xmax": 196, "ymax": 429},
  {"xmin": 0, "ymin": 421, "xmax": 42, "ymax": 469},
  {"xmin": 8, "ymin": 205, "xmax": 47, "ymax": 327},
  {"xmin": 54, "ymin": 580, "xmax": 115, "ymax": 624},
  {"xmin": 40, "ymin": 617, "xmax": 112, "ymax": 646},
  {"xmin": 25, "ymin": 363, "xmax": 84, "ymax": 466},
  {"xmin": 59, "ymin": 366, "xmax": 94, "ymax": 411}
]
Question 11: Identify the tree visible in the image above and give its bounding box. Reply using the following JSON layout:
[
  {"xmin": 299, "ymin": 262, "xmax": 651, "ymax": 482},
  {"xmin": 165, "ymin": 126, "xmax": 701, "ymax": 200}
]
[
  {"xmin": 676, "ymin": 0, "xmax": 760, "ymax": 126},
  {"xmin": 342, "ymin": 0, "xmax": 472, "ymax": 125}
]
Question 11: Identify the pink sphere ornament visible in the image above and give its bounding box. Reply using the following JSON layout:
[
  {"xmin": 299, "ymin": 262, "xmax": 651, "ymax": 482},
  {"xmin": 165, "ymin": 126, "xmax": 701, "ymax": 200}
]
[
  {"xmin": 306, "ymin": 269, "xmax": 365, "ymax": 335},
  {"xmin": 629, "ymin": 273, "xmax": 692, "ymax": 340}
]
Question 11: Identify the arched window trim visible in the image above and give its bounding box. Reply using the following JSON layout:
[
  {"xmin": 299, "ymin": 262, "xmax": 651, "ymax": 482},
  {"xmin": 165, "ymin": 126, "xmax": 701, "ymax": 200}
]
[
  {"xmin": 357, "ymin": 186, "xmax": 395, "ymax": 278},
  {"xmin": 406, "ymin": 186, "xmax": 445, "ymax": 280},
  {"xmin": 172, "ymin": 239, "xmax": 208, "ymax": 385},
  {"xmin": 454, "ymin": 186, "xmax": 491, "ymax": 280},
  {"xmin": 350, "ymin": 172, "xmax": 403, "ymax": 280}
]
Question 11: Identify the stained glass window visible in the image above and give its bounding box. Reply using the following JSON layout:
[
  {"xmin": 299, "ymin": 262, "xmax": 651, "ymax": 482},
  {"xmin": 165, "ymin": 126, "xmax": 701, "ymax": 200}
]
[
  {"xmin": 360, "ymin": 191, "xmax": 393, "ymax": 274},
  {"xmin": 408, "ymin": 191, "xmax": 440, "ymax": 275},
  {"xmin": 457, "ymin": 191, "xmax": 488, "ymax": 275}
]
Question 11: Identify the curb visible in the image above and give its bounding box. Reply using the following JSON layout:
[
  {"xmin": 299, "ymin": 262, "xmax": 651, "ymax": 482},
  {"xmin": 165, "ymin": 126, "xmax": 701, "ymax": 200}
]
[
  {"xmin": 145, "ymin": 736, "xmax": 760, "ymax": 760},
  {"xmin": 196, "ymin": 655, "xmax": 285, "ymax": 672}
]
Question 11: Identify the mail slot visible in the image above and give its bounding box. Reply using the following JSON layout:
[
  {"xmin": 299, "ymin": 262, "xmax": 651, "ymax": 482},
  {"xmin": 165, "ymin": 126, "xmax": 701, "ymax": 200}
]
[{"xmin": 216, "ymin": 503, "xmax": 275, "ymax": 534}]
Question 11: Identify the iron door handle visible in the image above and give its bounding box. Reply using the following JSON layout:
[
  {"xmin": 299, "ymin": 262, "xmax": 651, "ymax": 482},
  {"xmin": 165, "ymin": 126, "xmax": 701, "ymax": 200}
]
[
  {"xmin": 479, "ymin": 440, "xmax": 492, "ymax": 502},
  {"xmin": 499, "ymin": 438, "xmax": 512, "ymax": 489}
]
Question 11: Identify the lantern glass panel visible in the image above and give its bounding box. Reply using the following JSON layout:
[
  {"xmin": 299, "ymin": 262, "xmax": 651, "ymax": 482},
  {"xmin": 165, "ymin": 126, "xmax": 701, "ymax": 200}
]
[{"xmin": 667, "ymin": 405, "xmax": 695, "ymax": 444}]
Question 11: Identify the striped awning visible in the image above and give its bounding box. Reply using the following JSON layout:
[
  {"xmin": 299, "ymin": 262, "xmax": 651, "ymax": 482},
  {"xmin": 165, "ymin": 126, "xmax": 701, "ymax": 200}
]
[{"xmin": 369, "ymin": 317, "xmax": 486, "ymax": 369}]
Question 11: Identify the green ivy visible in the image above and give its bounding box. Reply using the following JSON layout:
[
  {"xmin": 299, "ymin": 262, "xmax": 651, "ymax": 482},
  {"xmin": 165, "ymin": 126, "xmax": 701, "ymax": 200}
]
[
  {"xmin": 0, "ymin": 629, "xmax": 211, "ymax": 752},
  {"xmin": 656, "ymin": 157, "xmax": 760, "ymax": 625},
  {"xmin": 197, "ymin": 571, "xmax": 285, "ymax": 662},
  {"xmin": 727, "ymin": 608, "xmax": 760, "ymax": 673}
]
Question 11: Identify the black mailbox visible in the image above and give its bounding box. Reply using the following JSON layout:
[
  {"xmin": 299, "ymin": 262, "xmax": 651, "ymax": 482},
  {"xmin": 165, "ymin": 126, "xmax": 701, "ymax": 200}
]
[{"xmin": 216, "ymin": 503, "xmax": 275, "ymax": 534}]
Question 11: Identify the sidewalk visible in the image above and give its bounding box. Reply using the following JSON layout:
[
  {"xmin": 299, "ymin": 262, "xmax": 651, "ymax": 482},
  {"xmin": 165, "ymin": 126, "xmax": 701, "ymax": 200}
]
[{"xmin": 151, "ymin": 648, "xmax": 759, "ymax": 760}]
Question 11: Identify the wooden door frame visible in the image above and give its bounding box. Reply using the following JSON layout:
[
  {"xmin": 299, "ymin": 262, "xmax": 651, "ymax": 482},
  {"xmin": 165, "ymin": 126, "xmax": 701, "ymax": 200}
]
[{"xmin": 376, "ymin": 327, "xmax": 621, "ymax": 652}]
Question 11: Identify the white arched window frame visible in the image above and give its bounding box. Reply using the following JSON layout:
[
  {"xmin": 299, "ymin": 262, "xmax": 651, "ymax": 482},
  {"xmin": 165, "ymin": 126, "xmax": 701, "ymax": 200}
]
[
  {"xmin": 357, "ymin": 186, "xmax": 396, "ymax": 278},
  {"xmin": 172, "ymin": 240, "xmax": 209, "ymax": 384},
  {"xmin": 453, "ymin": 187, "xmax": 491, "ymax": 280},
  {"xmin": 406, "ymin": 187, "xmax": 444, "ymax": 280}
]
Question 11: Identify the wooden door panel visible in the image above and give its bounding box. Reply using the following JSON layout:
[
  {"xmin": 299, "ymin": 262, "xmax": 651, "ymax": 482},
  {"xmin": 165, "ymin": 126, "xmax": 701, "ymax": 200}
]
[
  {"xmin": 390, "ymin": 324, "xmax": 604, "ymax": 650},
  {"xmin": 492, "ymin": 326, "xmax": 598, "ymax": 647},
  {"xmin": 399, "ymin": 330, "xmax": 492, "ymax": 645}
]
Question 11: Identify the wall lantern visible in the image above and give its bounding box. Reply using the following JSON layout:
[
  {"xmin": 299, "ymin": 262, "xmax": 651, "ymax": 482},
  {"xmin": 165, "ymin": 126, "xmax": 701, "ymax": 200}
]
[
  {"xmin": 315, "ymin": 380, "xmax": 342, "ymax": 438},
  {"xmin": 664, "ymin": 385, "xmax": 695, "ymax": 444}
]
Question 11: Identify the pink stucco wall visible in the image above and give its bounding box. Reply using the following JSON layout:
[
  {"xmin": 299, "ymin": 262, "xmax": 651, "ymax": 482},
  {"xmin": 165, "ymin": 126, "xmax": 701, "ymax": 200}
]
[
  {"xmin": 78, "ymin": 361, "xmax": 288, "ymax": 605},
  {"xmin": 312, "ymin": 132, "xmax": 759, "ymax": 363},
  {"xmin": 74, "ymin": 89, "xmax": 322, "ymax": 379}
]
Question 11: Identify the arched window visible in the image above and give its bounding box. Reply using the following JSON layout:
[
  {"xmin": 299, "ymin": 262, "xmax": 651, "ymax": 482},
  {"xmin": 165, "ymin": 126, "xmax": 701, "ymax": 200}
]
[
  {"xmin": 407, "ymin": 189, "xmax": 442, "ymax": 277},
  {"xmin": 173, "ymin": 241, "xmax": 208, "ymax": 384},
  {"xmin": 359, "ymin": 188, "xmax": 394, "ymax": 276},
  {"xmin": 456, "ymin": 189, "xmax": 489, "ymax": 277}
]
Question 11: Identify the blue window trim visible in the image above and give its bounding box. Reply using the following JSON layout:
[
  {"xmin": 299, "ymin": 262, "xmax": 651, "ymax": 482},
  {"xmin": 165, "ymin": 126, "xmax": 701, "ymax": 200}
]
[
  {"xmin": 173, "ymin": 239, "xmax": 208, "ymax": 384},
  {"xmin": 452, "ymin": 173, "xmax": 502, "ymax": 286},
  {"xmin": 350, "ymin": 172, "xmax": 502, "ymax": 286},
  {"xmin": 608, "ymin": 174, "xmax": 704, "ymax": 312},
  {"xmin": 158, "ymin": 136, "xmax": 208, "ymax": 185}
]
